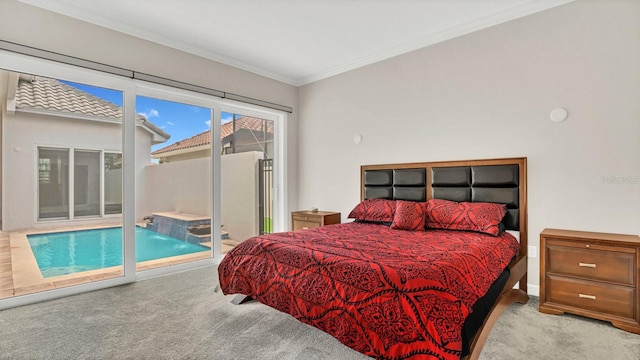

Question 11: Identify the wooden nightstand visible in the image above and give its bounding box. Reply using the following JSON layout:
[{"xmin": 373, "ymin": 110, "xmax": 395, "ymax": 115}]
[
  {"xmin": 539, "ymin": 228, "xmax": 640, "ymax": 334},
  {"xmin": 291, "ymin": 211, "xmax": 340, "ymax": 231}
]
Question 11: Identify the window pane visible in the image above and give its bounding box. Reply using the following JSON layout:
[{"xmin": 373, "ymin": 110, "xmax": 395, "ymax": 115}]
[
  {"xmin": 221, "ymin": 113, "xmax": 274, "ymax": 158},
  {"xmin": 104, "ymin": 152, "xmax": 123, "ymax": 215},
  {"xmin": 220, "ymin": 112, "xmax": 275, "ymax": 253},
  {"xmin": 137, "ymin": 94, "xmax": 212, "ymax": 269},
  {"xmin": 3, "ymin": 70, "xmax": 127, "ymax": 301},
  {"xmin": 38, "ymin": 148, "xmax": 70, "ymax": 219},
  {"xmin": 74, "ymin": 150, "xmax": 101, "ymax": 217}
]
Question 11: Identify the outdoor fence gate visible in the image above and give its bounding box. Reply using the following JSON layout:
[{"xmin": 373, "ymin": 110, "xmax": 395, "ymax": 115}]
[{"xmin": 258, "ymin": 159, "xmax": 273, "ymax": 234}]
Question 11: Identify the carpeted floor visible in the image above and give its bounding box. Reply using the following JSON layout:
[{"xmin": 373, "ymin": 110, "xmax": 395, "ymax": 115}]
[{"xmin": 0, "ymin": 266, "xmax": 638, "ymax": 360}]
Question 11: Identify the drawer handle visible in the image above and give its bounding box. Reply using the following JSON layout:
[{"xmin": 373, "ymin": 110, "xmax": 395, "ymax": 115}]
[
  {"xmin": 579, "ymin": 293, "xmax": 596, "ymax": 300},
  {"xmin": 579, "ymin": 262, "xmax": 596, "ymax": 268}
]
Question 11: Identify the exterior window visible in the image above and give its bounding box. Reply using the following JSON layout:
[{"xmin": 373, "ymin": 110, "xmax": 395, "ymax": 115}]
[{"xmin": 37, "ymin": 147, "xmax": 122, "ymax": 220}]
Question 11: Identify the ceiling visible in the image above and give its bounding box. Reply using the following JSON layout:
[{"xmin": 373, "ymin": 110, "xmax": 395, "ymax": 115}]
[{"xmin": 19, "ymin": 0, "xmax": 573, "ymax": 86}]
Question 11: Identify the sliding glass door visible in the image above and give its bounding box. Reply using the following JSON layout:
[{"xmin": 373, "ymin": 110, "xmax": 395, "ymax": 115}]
[
  {"xmin": 0, "ymin": 48, "xmax": 288, "ymax": 309},
  {"xmin": 219, "ymin": 110, "xmax": 275, "ymax": 254},
  {"xmin": 219, "ymin": 101, "xmax": 286, "ymax": 244},
  {"xmin": 0, "ymin": 51, "xmax": 133, "ymax": 307},
  {"xmin": 133, "ymin": 93, "xmax": 215, "ymax": 272}
]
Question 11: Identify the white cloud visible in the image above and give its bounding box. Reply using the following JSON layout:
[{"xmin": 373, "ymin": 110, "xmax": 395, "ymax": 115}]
[
  {"xmin": 205, "ymin": 120, "xmax": 211, "ymax": 126},
  {"xmin": 167, "ymin": 121, "xmax": 174, "ymax": 126},
  {"xmin": 138, "ymin": 108, "xmax": 159, "ymax": 119}
]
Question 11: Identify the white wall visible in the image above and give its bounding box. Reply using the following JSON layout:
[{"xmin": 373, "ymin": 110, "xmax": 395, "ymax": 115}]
[
  {"xmin": 0, "ymin": 0, "xmax": 298, "ymax": 228},
  {"xmin": 142, "ymin": 157, "xmax": 211, "ymax": 217},
  {"xmin": 104, "ymin": 168, "xmax": 122, "ymax": 205},
  {"xmin": 297, "ymin": 0, "xmax": 640, "ymax": 295}
]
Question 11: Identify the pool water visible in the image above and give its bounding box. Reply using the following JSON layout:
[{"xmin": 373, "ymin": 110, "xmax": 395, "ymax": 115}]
[{"xmin": 27, "ymin": 227, "xmax": 209, "ymax": 277}]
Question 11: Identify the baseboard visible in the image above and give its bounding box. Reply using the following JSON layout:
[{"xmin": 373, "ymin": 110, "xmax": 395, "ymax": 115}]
[{"xmin": 528, "ymin": 284, "xmax": 539, "ymax": 297}]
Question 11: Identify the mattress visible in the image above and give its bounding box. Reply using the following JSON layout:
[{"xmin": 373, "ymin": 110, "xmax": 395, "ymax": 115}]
[{"xmin": 219, "ymin": 222, "xmax": 519, "ymax": 359}]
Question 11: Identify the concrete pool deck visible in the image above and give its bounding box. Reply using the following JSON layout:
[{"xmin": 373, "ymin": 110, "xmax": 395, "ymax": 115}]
[{"xmin": 0, "ymin": 223, "xmax": 234, "ymax": 300}]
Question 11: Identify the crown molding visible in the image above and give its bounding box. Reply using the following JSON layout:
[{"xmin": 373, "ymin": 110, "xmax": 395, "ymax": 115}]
[{"xmin": 19, "ymin": 0, "xmax": 575, "ymax": 87}]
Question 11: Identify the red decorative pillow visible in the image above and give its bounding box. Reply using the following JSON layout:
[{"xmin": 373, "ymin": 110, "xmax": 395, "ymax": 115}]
[
  {"xmin": 348, "ymin": 198, "xmax": 396, "ymax": 223},
  {"xmin": 390, "ymin": 200, "xmax": 427, "ymax": 231},
  {"xmin": 426, "ymin": 199, "xmax": 507, "ymax": 236}
]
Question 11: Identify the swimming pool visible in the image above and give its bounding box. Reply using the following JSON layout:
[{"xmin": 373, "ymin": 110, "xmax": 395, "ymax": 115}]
[{"xmin": 27, "ymin": 227, "xmax": 210, "ymax": 277}]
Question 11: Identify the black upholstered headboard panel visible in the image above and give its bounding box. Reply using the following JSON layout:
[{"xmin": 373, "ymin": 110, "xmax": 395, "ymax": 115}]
[
  {"xmin": 363, "ymin": 168, "xmax": 426, "ymax": 202},
  {"xmin": 431, "ymin": 165, "xmax": 519, "ymax": 230},
  {"xmin": 361, "ymin": 158, "xmax": 526, "ymax": 232}
]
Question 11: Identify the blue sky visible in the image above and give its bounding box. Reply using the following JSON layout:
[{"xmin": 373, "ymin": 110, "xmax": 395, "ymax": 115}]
[{"xmin": 62, "ymin": 81, "xmax": 233, "ymax": 151}]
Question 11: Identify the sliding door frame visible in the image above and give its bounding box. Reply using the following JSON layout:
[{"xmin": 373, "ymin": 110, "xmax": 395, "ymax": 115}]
[
  {"xmin": 0, "ymin": 50, "xmax": 136, "ymax": 309},
  {"xmin": 132, "ymin": 82, "xmax": 220, "ymax": 279},
  {"xmin": 0, "ymin": 49, "xmax": 289, "ymax": 309},
  {"xmin": 218, "ymin": 99, "xmax": 288, "ymax": 236}
]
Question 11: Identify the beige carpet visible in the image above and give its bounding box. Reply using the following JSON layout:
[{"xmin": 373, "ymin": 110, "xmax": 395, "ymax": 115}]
[{"xmin": 0, "ymin": 266, "xmax": 637, "ymax": 360}]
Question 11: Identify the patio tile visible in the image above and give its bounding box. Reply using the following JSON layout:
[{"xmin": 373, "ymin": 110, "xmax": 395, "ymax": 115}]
[
  {"xmin": 88, "ymin": 271, "xmax": 123, "ymax": 281},
  {"xmin": 0, "ymin": 265, "xmax": 13, "ymax": 276},
  {"xmin": 13, "ymin": 282, "xmax": 56, "ymax": 296},
  {"xmin": 53, "ymin": 276, "xmax": 93, "ymax": 288},
  {"xmin": 0, "ymin": 278, "xmax": 14, "ymax": 290}
]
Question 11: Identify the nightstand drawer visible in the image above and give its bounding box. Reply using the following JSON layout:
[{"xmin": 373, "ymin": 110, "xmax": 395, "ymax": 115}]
[
  {"xmin": 546, "ymin": 275, "xmax": 635, "ymax": 319},
  {"xmin": 293, "ymin": 220, "xmax": 321, "ymax": 230},
  {"xmin": 546, "ymin": 241, "xmax": 635, "ymax": 285},
  {"xmin": 291, "ymin": 211, "xmax": 341, "ymax": 231},
  {"xmin": 292, "ymin": 215, "xmax": 322, "ymax": 223}
]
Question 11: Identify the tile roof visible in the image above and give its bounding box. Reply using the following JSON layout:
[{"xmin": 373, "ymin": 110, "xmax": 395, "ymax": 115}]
[
  {"xmin": 152, "ymin": 129, "xmax": 211, "ymax": 156},
  {"xmin": 17, "ymin": 75, "xmax": 123, "ymax": 118},
  {"xmin": 221, "ymin": 116, "xmax": 274, "ymax": 139},
  {"xmin": 152, "ymin": 116, "xmax": 273, "ymax": 156},
  {"xmin": 14, "ymin": 74, "xmax": 169, "ymax": 140}
]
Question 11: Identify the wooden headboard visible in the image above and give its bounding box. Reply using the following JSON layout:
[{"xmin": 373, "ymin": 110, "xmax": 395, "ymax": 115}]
[
  {"xmin": 360, "ymin": 157, "xmax": 528, "ymax": 265},
  {"xmin": 360, "ymin": 157, "xmax": 529, "ymax": 357}
]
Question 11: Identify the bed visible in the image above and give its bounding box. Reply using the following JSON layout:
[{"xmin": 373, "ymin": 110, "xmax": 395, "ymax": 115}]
[{"xmin": 219, "ymin": 157, "xmax": 529, "ymax": 360}]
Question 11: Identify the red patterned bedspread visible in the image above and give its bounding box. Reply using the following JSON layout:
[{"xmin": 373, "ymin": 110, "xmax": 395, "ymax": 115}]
[{"xmin": 218, "ymin": 222, "xmax": 519, "ymax": 360}]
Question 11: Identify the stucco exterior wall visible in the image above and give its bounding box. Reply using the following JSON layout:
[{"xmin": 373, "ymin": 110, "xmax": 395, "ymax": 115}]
[
  {"xmin": 2, "ymin": 110, "xmax": 154, "ymax": 231},
  {"xmin": 220, "ymin": 151, "xmax": 263, "ymax": 242}
]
